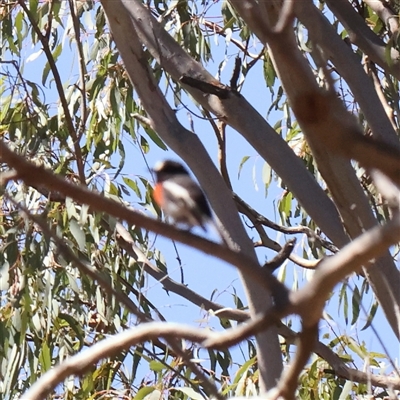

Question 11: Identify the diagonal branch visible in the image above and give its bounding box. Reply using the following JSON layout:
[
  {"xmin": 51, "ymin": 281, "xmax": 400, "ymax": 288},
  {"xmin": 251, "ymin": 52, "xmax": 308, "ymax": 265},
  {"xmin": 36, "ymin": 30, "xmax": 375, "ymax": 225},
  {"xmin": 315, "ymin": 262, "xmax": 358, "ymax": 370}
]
[
  {"xmin": 19, "ymin": 322, "xmax": 225, "ymax": 400},
  {"xmin": 0, "ymin": 140, "xmax": 290, "ymax": 309}
]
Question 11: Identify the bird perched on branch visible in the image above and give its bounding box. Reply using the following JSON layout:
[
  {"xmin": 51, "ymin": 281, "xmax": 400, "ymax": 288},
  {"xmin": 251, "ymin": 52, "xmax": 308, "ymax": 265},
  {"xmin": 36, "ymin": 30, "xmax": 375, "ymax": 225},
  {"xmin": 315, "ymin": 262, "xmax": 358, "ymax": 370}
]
[{"xmin": 152, "ymin": 160, "xmax": 213, "ymax": 231}]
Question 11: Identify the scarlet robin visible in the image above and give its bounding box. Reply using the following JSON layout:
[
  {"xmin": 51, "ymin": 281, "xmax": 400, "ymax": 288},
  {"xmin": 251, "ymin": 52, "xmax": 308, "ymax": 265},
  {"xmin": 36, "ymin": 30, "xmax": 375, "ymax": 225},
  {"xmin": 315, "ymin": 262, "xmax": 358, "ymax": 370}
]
[{"xmin": 152, "ymin": 160, "xmax": 212, "ymax": 231}]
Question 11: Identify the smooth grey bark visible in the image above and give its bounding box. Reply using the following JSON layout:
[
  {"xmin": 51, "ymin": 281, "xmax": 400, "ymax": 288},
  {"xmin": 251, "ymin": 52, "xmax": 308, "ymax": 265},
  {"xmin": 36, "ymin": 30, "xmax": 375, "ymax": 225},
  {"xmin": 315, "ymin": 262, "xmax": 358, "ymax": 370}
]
[{"xmin": 230, "ymin": 0, "xmax": 400, "ymax": 339}]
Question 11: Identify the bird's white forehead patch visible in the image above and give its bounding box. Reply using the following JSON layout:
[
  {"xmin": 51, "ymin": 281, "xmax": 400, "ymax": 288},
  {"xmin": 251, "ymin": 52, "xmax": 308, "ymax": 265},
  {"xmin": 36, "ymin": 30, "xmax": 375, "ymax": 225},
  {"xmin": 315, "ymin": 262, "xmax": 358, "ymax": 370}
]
[{"xmin": 153, "ymin": 160, "xmax": 166, "ymax": 172}]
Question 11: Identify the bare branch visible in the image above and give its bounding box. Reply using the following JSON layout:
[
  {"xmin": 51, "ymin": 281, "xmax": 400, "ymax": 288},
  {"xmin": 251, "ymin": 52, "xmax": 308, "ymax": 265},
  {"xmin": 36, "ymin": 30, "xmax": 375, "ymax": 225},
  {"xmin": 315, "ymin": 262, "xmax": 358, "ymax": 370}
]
[
  {"xmin": 367, "ymin": 61, "xmax": 397, "ymax": 131},
  {"xmin": 114, "ymin": 222, "xmax": 248, "ymax": 320},
  {"xmin": 264, "ymin": 239, "xmax": 296, "ymax": 272},
  {"xmin": 101, "ymin": 0, "xmax": 288, "ymax": 388},
  {"xmin": 19, "ymin": 322, "xmax": 223, "ymax": 400},
  {"xmin": 108, "ymin": 0, "xmax": 348, "ymax": 250},
  {"xmin": 371, "ymin": 169, "xmax": 400, "ymax": 211},
  {"xmin": 276, "ymin": 324, "xmax": 319, "ymax": 400},
  {"xmin": 292, "ymin": 92, "xmax": 400, "ymax": 186},
  {"xmin": 132, "ymin": 113, "xmax": 153, "ymax": 127},
  {"xmin": 199, "ymin": 19, "xmax": 260, "ymax": 59},
  {"xmin": 234, "ymin": 192, "xmax": 338, "ymax": 253},
  {"xmin": 294, "ymin": 0, "xmax": 400, "ymax": 149},
  {"xmin": 230, "ymin": 0, "xmax": 400, "ymax": 337},
  {"xmin": 272, "ymin": 0, "xmax": 295, "ymax": 34}
]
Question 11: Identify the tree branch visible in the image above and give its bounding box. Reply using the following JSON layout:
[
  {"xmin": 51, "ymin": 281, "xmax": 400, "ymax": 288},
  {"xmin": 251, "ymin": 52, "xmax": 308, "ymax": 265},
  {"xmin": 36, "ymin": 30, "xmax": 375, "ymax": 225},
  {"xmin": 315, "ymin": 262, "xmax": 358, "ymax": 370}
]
[
  {"xmin": 295, "ymin": 0, "xmax": 400, "ymax": 149},
  {"xmin": 19, "ymin": 322, "xmax": 224, "ymax": 400},
  {"xmin": 363, "ymin": 0, "xmax": 399, "ymax": 36}
]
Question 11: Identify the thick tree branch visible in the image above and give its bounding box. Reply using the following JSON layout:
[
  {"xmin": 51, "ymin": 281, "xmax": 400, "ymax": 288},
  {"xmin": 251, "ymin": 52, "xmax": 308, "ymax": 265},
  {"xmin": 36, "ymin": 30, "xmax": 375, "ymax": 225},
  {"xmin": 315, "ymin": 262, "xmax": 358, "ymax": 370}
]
[
  {"xmin": 276, "ymin": 324, "xmax": 319, "ymax": 400},
  {"xmin": 19, "ymin": 322, "xmax": 224, "ymax": 400}
]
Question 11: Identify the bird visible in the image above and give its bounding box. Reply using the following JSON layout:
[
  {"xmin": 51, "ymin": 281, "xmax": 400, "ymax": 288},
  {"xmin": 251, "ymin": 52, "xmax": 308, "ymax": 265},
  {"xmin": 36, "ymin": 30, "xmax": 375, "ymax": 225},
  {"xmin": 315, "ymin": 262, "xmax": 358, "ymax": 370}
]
[{"xmin": 152, "ymin": 160, "xmax": 213, "ymax": 231}]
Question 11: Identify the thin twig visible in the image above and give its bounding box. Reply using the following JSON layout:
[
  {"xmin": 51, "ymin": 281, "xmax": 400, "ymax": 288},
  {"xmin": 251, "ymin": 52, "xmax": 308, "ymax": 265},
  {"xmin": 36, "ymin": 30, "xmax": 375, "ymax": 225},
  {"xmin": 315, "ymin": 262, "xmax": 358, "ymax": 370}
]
[
  {"xmin": 200, "ymin": 19, "xmax": 261, "ymax": 59},
  {"xmin": 18, "ymin": 0, "xmax": 86, "ymax": 184},
  {"xmin": 68, "ymin": 0, "xmax": 89, "ymax": 142},
  {"xmin": 234, "ymin": 192, "xmax": 338, "ymax": 253},
  {"xmin": 264, "ymin": 238, "xmax": 296, "ymax": 272}
]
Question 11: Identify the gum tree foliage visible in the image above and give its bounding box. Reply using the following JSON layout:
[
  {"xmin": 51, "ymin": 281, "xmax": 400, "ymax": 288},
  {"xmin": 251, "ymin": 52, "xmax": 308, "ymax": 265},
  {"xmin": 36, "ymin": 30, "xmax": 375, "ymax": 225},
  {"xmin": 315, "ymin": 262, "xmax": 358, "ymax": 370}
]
[{"xmin": 0, "ymin": 0, "xmax": 399, "ymax": 399}]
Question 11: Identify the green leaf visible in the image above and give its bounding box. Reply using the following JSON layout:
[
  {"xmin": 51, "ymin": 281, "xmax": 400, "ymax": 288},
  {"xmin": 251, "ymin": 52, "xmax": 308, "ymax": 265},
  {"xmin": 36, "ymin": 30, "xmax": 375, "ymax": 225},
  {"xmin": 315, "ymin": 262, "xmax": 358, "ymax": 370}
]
[
  {"xmin": 39, "ymin": 341, "xmax": 52, "ymax": 372},
  {"xmin": 174, "ymin": 387, "xmax": 206, "ymax": 400},
  {"xmin": 238, "ymin": 156, "xmax": 250, "ymax": 178},
  {"xmin": 351, "ymin": 286, "xmax": 361, "ymax": 326},
  {"xmin": 149, "ymin": 360, "xmax": 166, "ymax": 372},
  {"xmin": 42, "ymin": 61, "xmax": 51, "ymax": 86},
  {"xmin": 134, "ymin": 387, "xmax": 157, "ymax": 400},
  {"xmin": 70, "ymin": 219, "xmax": 86, "ymax": 251},
  {"xmin": 52, "ymin": 43, "xmax": 62, "ymax": 63},
  {"xmin": 144, "ymin": 127, "xmax": 168, "ymax": 150},
  {"xmin": 361, "ymin": 300, "xmax": 378, "ymax": 331},
  {"xmin": 123, "ymin": 177, "xmax": 142, "ymax": 199}
]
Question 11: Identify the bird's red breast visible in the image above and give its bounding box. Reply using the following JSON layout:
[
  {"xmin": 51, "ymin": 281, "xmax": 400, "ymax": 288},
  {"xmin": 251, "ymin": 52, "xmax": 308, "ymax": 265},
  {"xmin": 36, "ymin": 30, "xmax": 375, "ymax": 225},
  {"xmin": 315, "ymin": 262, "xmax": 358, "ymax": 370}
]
[{"xmin": 153, "ymin": 182, "xmax": 164, "ymax": 209}]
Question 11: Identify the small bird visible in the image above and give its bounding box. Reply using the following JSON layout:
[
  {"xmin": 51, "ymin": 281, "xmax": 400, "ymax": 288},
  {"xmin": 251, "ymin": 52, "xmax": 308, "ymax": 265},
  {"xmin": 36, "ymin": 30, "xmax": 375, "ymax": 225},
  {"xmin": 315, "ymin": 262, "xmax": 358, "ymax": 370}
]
[{"xmin": 152, "ymin": 160, "xmax": 212, "ymax": 231}]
